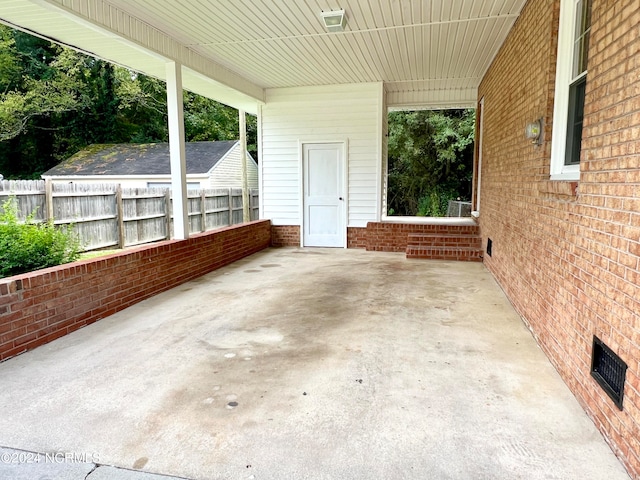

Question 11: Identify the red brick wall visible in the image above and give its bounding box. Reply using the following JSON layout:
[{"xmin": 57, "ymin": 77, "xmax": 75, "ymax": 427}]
[
  {"xmin": 271, "ymin": 225, "xmax": 300, "ymax": 247},
  {"xmin": 270, "ymin": 225, "xmax": 369, "ymax": 248},
  {"xmin": 347, "ymin": 227, "xmax": 367, "ymax": 249},
  {"xmin": 479, "ymin": 0, "xmax": 640, "ymax": 476},
  {"xmin": 365, "ymin": 222, "xmax": 479, "ymax": 252},
  {"xmin": 0, "ymin": 220, "xmax": 271, "ymax": 362},
  {"xmin": 271, "ymin": 223, "xmax": 480, "ymax": 253}
]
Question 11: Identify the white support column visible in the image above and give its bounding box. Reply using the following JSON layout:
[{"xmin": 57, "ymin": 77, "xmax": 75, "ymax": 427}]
[
  {"xmin": 257, "ymin": 105, "xmax": 264, "ymax": 220},
  {"xmin": 239, "ymin": 110, "xmax": 250, "ymax": 223},
  {"xmin": 165, "ymin": 61, "xmax": 189, "ymax": 240}
]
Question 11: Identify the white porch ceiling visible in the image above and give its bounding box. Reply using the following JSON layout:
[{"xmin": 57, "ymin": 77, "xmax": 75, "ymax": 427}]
[{"xmin": 0, "ymin": 0, "xmax": 527, "ymax": 110}]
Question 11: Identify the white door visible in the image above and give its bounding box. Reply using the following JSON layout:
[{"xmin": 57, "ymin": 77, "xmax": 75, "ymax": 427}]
[{"xmin": 303, "ymin": 143, "xmax": 345, "ymax": 247}]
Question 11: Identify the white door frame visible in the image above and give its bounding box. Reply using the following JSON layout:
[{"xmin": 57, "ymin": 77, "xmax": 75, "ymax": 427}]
[{"xmin": 299, "ymin": 140, "xmax": 348, "ymax": 248}]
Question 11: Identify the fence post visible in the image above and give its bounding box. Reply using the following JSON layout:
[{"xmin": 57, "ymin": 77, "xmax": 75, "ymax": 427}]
[
  {"xmin": 164, "ymin": 190, "xmax": 172, "ymax": 240},
  {"xmin": 201, "ymin": 190, "xmax": 206, "ymax": 233},
  {"xmin": 116, "ymin": 185, "xmax": 125, "ymax": 248},
  {"xmin": 45, "ymin": 179, "xmax": 54, "ymax": 222},
  {"xmin": 228, "ymin": 189, "xmax": 233, "ymax": 226},
  {"xmin": 253, "ymin": 190, "xmax": 258, "ymax": 220},
  {"xmin": 249, "ymin": 189, "xmax": 255, "ymax": 221}
]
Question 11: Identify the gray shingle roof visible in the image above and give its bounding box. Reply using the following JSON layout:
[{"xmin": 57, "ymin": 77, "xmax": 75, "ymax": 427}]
[{"xmin": 43, "ymin": 141, "xmax": 239, "ymax": 176}]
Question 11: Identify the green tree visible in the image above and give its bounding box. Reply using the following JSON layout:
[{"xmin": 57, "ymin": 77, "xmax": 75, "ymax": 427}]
[
  {"xmin": 0, "ymin": 27, "xmax": 22, "ymax": 93},
  {"xmin": 0, "ymin": 39, "xmax": 90, "ymax": 142},
  {"xmin": 114, "ymin": 69, "xmax": 168, "ymax": 143},
  {"xmin": 387, "ymin": 109, "xmax": 475, "ymax": 216},
  {"xmin": 0, "ymin": 28, "xmax": 97, "ymax": 177},
  {"xmin": 184, "ymin": 94, "xmax": 257, "ymax": 158},
  {"xmin": 0, "ymin": 25, "xmax": 258, "ymax": 179}
]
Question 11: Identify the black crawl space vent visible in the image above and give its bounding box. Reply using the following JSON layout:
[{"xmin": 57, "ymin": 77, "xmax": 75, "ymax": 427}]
[{"xmin": 590, "ymin": 336, "xmax": 627, "ymax": 410}]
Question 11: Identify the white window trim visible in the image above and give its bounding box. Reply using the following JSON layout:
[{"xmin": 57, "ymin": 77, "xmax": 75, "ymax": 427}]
[{"xmin": 550, "ymin": 0, "xmax": 583, "ymax": 181}]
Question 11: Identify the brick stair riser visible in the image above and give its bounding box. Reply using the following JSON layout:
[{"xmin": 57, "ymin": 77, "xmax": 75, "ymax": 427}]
[
  {"xmin": 406, "ymin": 246, "xmax": 482, "ymax": 254},
  {"xmin": 407, "ymin": 234, "xmax": 481, "ymax": 248},
  {"xmin": 407, "ymin": 255, "xmax": 482, "ymax": 262},
  {"xmin": 406, "ymin": 229, "xmax": 479, "ymax": 236},
  {"xmin": 407, "ymin": 256, "xmax": 482, "ymax": 262},
  {"xmin": 407, "ymin": 256, "xmax": 482, "ymax": 263},
  {"xmin": 406, "ymin": 248, "xmax": 483, "ymax": 262},
  {"xmin": 407, "ymin": 239, "xmax": 481, "ymax": 248}
]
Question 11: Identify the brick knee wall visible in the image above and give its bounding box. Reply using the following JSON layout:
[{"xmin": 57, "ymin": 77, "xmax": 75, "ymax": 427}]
[
  {"xmin": 271, "ymin": 225, "xmax": 300, "ymax": 247},
  {"xmin": 478, "ymin": 0, "xmax": 640, "ymax": 476},
  {"xmin": 272, "ymin": 225, "xmax": 367, "ymax": 248},
  {"xmin": 347, "ymin": 227, "xmax": 367, "ymax": 249},
  {"xmin": 365, "ymin": 222, "xmax": 426, "ymax": 252},
  {"xmin": 364, "ymin": 222, "xmax": 479, "ymax": 252},
  {"xmin": 271, "ymin": 224, "xmax": 478, "ymax": 251},
  {"xmin": 0, "ymin": 220, "xmax": 271, "ymax": 361}
]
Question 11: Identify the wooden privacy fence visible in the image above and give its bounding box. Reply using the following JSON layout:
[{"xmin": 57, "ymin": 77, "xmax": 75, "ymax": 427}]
[{"xmin": 0, "ymin": 180, "xmax": 259, "ymax": 251}]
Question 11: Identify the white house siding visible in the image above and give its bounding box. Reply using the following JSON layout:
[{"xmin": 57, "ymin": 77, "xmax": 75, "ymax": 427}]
[
  {"xmin": 260, "ymin": 83, "xmax": 383, "ymax": 227},
  {"xmin": 381, "ymin": 86, "xmax": 389, "ymax": 217},
  {"xmin": 209, "ymin": 144, "xmax": 259, "ymax": 189}
]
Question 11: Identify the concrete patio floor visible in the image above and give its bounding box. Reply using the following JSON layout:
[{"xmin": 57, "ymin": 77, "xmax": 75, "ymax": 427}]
[{"xmin": 0, "ymin": 248, "xmax": 630, "ymax": 480}]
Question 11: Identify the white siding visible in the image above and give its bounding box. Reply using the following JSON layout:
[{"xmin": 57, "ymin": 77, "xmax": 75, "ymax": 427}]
[
  {"xmin": 381, "ymin": 86, "xmax": 389, "ymax": 216},
  {"xmin": 261, "ymin": 83, "xmax": 383, "ymax": 227},
  {"xmin": 209, "ymin": 144, "xmax": 259, "ymax": 189}
]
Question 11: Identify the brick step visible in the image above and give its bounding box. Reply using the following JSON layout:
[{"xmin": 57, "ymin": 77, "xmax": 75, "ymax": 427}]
[
  {"xmin": 406, "ymin": 246, "xmax": 483, "ymax": 262},
  {"xmin": 403, "ymin": 225, "xmax": 480, "ymax": 235},
  {"xmin": 407, "ymin": 233, "xmax": 481, "ymax": 248}
]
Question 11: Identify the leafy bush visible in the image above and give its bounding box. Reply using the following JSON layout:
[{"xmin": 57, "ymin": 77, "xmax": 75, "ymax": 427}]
[
  {"xmin": 417, "ymin": 187, "xmax": 459, "ymax": 217},
  {"xmin": 0, "ymin": 197, "xmax": 82, "ymax": 278}
]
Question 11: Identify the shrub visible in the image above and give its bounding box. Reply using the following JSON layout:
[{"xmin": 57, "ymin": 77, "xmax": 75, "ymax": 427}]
[
  {"xmin": 0, "ymin": 197, "xmax": 82, "ymax": 278},
  {"xmin": 417, "ymin": 186, "xmax": 459, "ymax": 217}
]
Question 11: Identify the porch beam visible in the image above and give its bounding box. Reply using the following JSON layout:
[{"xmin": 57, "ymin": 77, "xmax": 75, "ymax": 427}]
[
  {"xmin": 166, "ymin": 61, "xmax": 189, "ymax": 240},
  {"xmin": 0, "ymin": 0, "xmax": 264, "ymax": 113}
]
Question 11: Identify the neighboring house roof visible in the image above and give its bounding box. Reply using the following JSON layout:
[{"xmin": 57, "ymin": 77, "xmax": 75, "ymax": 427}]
[{"xmin": 43, "ymin": 141, "xmax": 248, "ymax": 176}]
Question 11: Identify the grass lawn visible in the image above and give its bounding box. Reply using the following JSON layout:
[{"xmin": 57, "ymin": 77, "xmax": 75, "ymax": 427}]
[{"xmin": 78, "ymin": 249, "xmax": 122, "ymax": 260}]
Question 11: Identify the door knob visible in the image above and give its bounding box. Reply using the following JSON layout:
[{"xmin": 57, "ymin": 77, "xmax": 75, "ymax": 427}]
[{"xmin": 339, "ymin": 197, "xmax": 344, "ymax": 201}]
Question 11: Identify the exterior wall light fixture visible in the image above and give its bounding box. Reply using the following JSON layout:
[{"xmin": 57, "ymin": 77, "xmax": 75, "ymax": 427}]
[
  {"xmin": 525, "ymin": 118, "xmax": 543, "ymax": 145},
  {"xmin": 321, "ymin": 9, "xmax": 347, "ymax": 32}
]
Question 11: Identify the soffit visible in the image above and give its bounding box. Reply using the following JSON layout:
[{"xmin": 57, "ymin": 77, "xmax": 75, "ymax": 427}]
[{"xmin": 1, "ymin": 0, "xmax": 528, "ymax": 109}]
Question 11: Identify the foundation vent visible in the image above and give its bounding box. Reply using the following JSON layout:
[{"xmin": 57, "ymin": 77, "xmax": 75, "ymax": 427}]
[
  {"xmin": 590, "ymin": 336, "xmax": 627, "ymax": 410},
  {"xmin": 486, "ymin": 238, "xmax": 492, "ymax": 257}
]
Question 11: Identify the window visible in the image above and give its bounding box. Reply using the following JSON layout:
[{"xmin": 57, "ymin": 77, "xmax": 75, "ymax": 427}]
[
  {"xmin": 566, "ymin": 76, "xmax": 587, "ymax": 165},
  {"xmin": 550, "ymin": 0, "xmax": 592, "ymax": 180}
]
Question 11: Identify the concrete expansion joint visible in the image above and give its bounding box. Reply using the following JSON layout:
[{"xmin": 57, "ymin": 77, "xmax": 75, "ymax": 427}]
[{"xmin": 84, "ymin": 464, "xmax": 196, "ymax": 479}]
